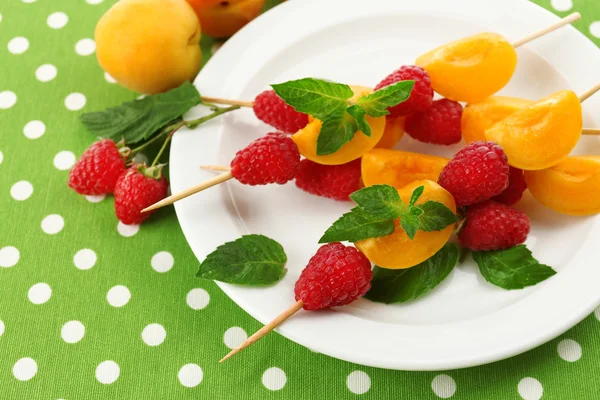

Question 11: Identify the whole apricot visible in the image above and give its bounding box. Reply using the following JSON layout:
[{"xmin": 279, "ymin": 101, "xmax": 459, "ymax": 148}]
[
  {"xmin": 462, "ymin": 96, "xmax": 533, "ymax": 144},
  {"xmin": 485, "ymin": 90, "xmax": 582, "ymax": 170},
  {"xmin": 186, "ymin": 0, "xmax": 265, "ymax": 38},
  {"xmin": 355, "ymin": 180, "xmax": 456, "ymax": 269},
  {"xmin": 525, "ymin": 156, "xmax": 600, "ymax": 216},
  {"xmin": 95, "ymin": 0, "xmax": 202, "ymax": 94},
  {"xmin": 416, "ymin": 33, "xmax": 517, "ymax": 103},
  {"xmin": 362, "ymin": 149, "xmax": 449, "ymax": 189},
  {"xmin": 375, "ymin": 116, "xmax": 405, "ymax": 149},
  {"xmin": 291, "ymin": 86, "xmax": 386, "ymax": 165}
]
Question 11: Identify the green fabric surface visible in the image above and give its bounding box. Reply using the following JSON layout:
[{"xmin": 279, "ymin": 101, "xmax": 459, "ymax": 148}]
[{"xmin": 1, "ymin": 0, "xmax": 600, "ymax": 399}]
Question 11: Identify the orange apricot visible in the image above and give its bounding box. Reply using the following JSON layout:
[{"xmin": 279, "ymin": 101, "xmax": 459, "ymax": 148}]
[
  {"xmin": 361, "ymin": 149, "xmax": 449, "ymax": 189},
  {"xmin": 186, "ymin": 0, "xmax": 265, "ymax": 38},
  {"xmin": 485, "ymin": 90, "xmax": 582, "ymax": 171},
  {"xmin": 416, "ymin": 33, "xmax": 517, "ymax": 103},
  {"xmin": 525, "ymin": 156, "xmax": 600, "ymax": 216},
  {"xmin": 291, "ymin": 86, "xmax": 386, "ymax": 165},
  {"xmin": 375, "ymin": 116, "xmax": 405, "ymax": 149},
  {"xmin": 462, "ymin": 96, "xmax": 533, "ymax": 144},
  {"xmin": 355, "ymin": 180, "xmax": 456, "ymax": 269}
]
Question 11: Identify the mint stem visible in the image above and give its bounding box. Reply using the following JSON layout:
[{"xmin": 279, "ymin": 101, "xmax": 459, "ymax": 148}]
[{"xmin": 185, "ymin": 105, "xmax": 240, "ymax": 129}]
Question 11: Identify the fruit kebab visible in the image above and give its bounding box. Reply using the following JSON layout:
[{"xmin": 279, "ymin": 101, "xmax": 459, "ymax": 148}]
[{"xmin": 415, "ymin": 12, "xmax": 580, "ymax": 103}]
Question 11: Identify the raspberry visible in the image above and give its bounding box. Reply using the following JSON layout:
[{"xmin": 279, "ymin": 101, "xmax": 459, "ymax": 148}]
[
  {"xmin": 438, "ymin": 141, "xmax": 510, "ymax": 206},
  {"xmin": 459, "ymin": 201, "xmax": 530, "ymax": 251},
  {"xmin": 492, "ymin": 166, "xmax": 528, "ymax": 206},
  {"xmin": 295, "ymin": 159, "xmax": 362, "ymax": 201},
  {"xmin": 114, "ymin": 165, "xmax": 169, "ymax": 225},
  {"xmin": 68, "ymin": 139, "xmax": 127, "ymax": 195},
  {"xmin": 294, "ymin": 243, "xmax": 372, "ymax": 310},
  {"xmin": 374, "ymin": 65, "xmax": 433, "ymax": 117},
  {"xmin": 230, "ymin": 133, "xmax": 301, "ymax": 186},
  {"xmin": 253, "ymin": 90, "xmax": 309, "ymax": 134},
  {"xmin": 404, "ymin": 99, "xmax": 463, "ymax": 145}
]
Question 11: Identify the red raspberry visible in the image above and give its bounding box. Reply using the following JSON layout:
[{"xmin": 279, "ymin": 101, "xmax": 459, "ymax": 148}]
[
  {"xmin": 230, "ymin": 133, "xmax": 300, "ymax": 186},
  {"xmin": 492, "ymin": 167, "xmax": 528, "ymax": 206},
  {"xmin": 374, "ymin": 65, "xmax": 433, "ymax": 117},
  {"xmin": 438, "ymin": 141, "xmax": 510, "ymax": 206},
  {"xmin": 68, "ymin": 139, "xmax": 127, "ymax": 195},
  {"xmin": 459, "ymin": 201, "xmax": 530, "ymax": 251},
  {"xmin": 404, "ymin": 99, "xmax": 463, "ymax": 145},
  {"xmin": 253, "ymin": 90, "xmax": 309, "ymax": 134},
  {"xmin": 294, "ymin": 243, "xmax": 372, "ymax": 310},
  {"xmin": 114, "ymin": 165, "xmax": 169, "ymax": 225},
  {"xmin": 295, "ymin": 159, "xmax": 362, "ymax": 201}
]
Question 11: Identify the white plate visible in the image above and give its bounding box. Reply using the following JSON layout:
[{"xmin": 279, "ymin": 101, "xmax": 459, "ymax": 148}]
[{"xmin": 170, "ymin": 0, "xmax": 600, "ymax": 370}]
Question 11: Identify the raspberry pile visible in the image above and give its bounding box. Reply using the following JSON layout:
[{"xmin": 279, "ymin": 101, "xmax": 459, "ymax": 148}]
[
  {"xmin": 252, "ymin": 90, "xmax": 309, "ymax": 134},
  {"xmin": 492, "ymin": 166, "xmax": 528, "ymax": 206},
  {"xmin": 405, "ymin": 99, "xmax": 463, "ymax": 145},
  {"xmin": 295, "ymin": 159, "xmax": 362, "ymax": 201},
  {"xmin": 294, "ymin": 242, "xmax": 373, "ymax": 310},
  {"xmin": 374, "ymin": 65, "xmax": 433, "ymax": 116}
]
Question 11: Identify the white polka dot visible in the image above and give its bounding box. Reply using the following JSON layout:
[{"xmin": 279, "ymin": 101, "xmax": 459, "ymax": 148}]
[
  {"xmin": 28, "ymin": 283, "xmax": 52, "ymax": 305},
  {"xmin": 0, "ymin": 246, "xmax": 20, "ymax": 268},
  {"xmin": 178, "ymin": 364, "xmax": 203, "ymax": 387},
  {"xmin": 107, "ymin": 285, "xmax": 131, "ymax": 307},
  {"xmin": 104, "ymin": 72, "xmax": 116, "ymax": 83},
  {"xmin": 73, "ymin": 249, "xmax": 96, "ymax": 270},
  {"xmin": 23, "ymin": 120, "xmax": 46, "ymax": 139},
  {"xmin": 223, "ymin": 327, "xmax": 247, "ymax": 349},
  {"xmin": 41, "ymin": 214, "xmax": 64, "ymax": 234},
  {"xmin": 12, "ymin": 358, "xmax": 37, "ymax": 381},
  {"xmin": 186, "ymin": 288, "xmax": 210, "ymax": 310},
  {"xmin": 0, "ymin": 150, "xmax": 3, "ymax": 164},
  {"xmin": 61, "ymin": 320, "xmax": 85, "ymax": 343},
  {"xmin": 36, "ymin": 64, "xmax": 57, "ymax": 82},
  {"xmin": 64, "ymin": 93, "xmax": 86, "ymax": 111},
  {"xmin": 53, "ymin": 151, "xmax": 76, "ymax": 170},
  {"xmin": 11, "ymin": 181, "xmax": 33, "ymax": 201},
  {"xmin": 346, "ymin": 371, "xmax": 371, "ymax": 394},
  {"xmin": 0, "ymin": 13, "xmax": 2, "ymax": 23},
  {"xmin": 86, "ymin": 0, "xmax": 104, "ymax": 4},
  {"xmin": 151, "ymin": 251, "xmax": 174, "ymax": 273},
  {"xmin": 141, "ymin": 323, "xmax": 166, "ymax": 346},
  {"xmin": 557, "ymin": 339, "xmax": 582, "ymax": 362},
  {"xmin": 117, "ymin": 221, "xmax": 139, "ymax": 237},
  {"xmin": 518, "ymin": 377, "xmax": 543, "ymax": 400},
  {"xmin": 595, "ymin": 306, "xmax": 600, "ymax": 321},
  {"xmin": 22, "ymin": 0, "xmax": 37, "ymax": 3},
  {"xmin": 591, "ymin": 22, "xmax": 600, "ymax": 39},
  {"xmin": 85, "ymin": 194, "xmax": 106, "ymax": 203},
  {"xmin": 8, "ymin": 37, "xmax": 29, "ymax": 54},
  {"xmin": 262, "ymin": 367, "xmax": 286, "ymax": 391},
  {"xmin": 75, "ymin": 39, "xmax": 95, "ymax": 56},
  {"xmin": 0, "ymin": 320, "xmax": 4, "ymax": 336},
  {"xmin": 132, "ymin": 152, "xmax": 148, "ymax": 165},
  {"xmin": 0, "ymin": 91, "xmax": 17, "ymax": 109},
  {"xmin": 550, "ymin": 0, "xmax": 572, "ymax": 12},
  {"xmin": 96, "ymin": 360, "xmax": 119, "ymax": 384},
  {"xmin": 432, "ymin": 374, "xmax": 456, "ymax": 398},
  {"xmin": 47, "ymin": 12, "xmax": 68, "ymax": 29}
]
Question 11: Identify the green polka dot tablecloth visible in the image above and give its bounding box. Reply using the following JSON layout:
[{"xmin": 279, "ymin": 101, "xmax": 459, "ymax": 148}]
[{"xmin": 1, "ymin": 0, "xmax": 600, "ymax": 399}]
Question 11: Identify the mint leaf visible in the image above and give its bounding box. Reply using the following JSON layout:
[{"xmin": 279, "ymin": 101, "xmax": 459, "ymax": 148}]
[
  {"xmin": 356, "ymin": 80, "xmax": 415, "ymax": 117},
  {"xmin": 316, "ymin": 112, "xmax": 359, "ymax": 155},
  {"xmin": 271, "ymin": 78, "xmax": 353, "ymax": 120},
  {"xmin": 472, "ymin": 245, "xmax": 556, "ymax": 290},
  {"xmin": 400, "ymin": 206, "xmax": 424, "ymax": 240},
  {"xmin": 346, "ymin": 105, "xmax": 371, "ymax": 137},
  {"xmin": 80, "ymin": 81, "xmax": 201, "ymax": 144},
  {"xmin": 418, "ymin": 201, "xmax": 458, "ymax": 232},
  {"xmin": 409, "ymin": 185, "xmax": 424, "ymax": 206},
  {"xmin": 365, "ymin": 243, "xmax": 459, "ymax": 303},
  {"xmin": 319, "ymin": 207, "xmax": 395, "ymax": 243},
  {"xmin": 196, "ymin": 234, "xmax": 287, "ymax": 285},
  {"xmin": 350, "ymin": 184, "xmax": 404, "ymax": 219}
]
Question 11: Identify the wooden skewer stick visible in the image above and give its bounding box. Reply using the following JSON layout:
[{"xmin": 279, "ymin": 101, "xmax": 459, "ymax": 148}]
[
  {"xmin": 201, "ymin": 96, "xmax": 254, "ymax": 108},
  {"xmin": 511, "ymin": 12, "xmax": 580, "ymax": 48},
  {"xmin": 578, "ymin": 82, "xmax": 600, "ymax": 103},
  {"xmin": 141, "ymin": 171, "xmax": 233, "ymax": 213},
  {"xmin": 220, "ymin": 300, "xmax": 304, "ymax": 363},
  {"xmin": 201, "ymin": 165, "xmax": 231, "ymax": 172},
  {"xmin": 583, "ymin": 129, "xmax": 600, "ymax": 135}
]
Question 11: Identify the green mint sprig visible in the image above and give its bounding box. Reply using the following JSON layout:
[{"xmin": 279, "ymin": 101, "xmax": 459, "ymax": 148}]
[
  {"xmin": 319, "ymin": 184, "xmax": 457, "ymax": 243},
  {"xmin": 197, "ymin": 235, "xmax": 287, "ymax": 285},
  {"xmin": 272, "ymin": 78, "xmax": 414, "ymax": 156}
]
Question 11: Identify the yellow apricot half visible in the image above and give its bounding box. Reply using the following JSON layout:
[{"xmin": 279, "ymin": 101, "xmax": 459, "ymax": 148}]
[{"xmin": 375, "ymin": 116, "xmax": 405, "ymax": 149}]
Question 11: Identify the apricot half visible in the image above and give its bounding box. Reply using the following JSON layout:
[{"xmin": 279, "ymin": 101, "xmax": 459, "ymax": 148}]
[
  {"xmin": 291, "ymin": 86, "xmax": 386, "ymax": 165},
  {"xmin": 462, "ymin": 96, "xmax": 533, "ymax": 144},
  {"xmin": 186, "ymin": 0, "xmax": 266, "ymax": 38},
  {"xmin": 355, "ymin": 180, "xmax": 456, "ymax": 269},
  {"xmin": 525, "ymin": 157, "xmax": 600, "ymax": 216},
  {"xmin": 416, "ymin": 33, "xmax": 517, "ymax": 103},
  {"xmin": 375, "ymin": 116, "xmax": 405, "ymax": 149},
  {"xmin": 485, "ymin": 90, "xmax": 582, "ymax": 171},
  {"xmin": 362, "ymin": 149, "xmax": 449, "ymax": 189}
]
